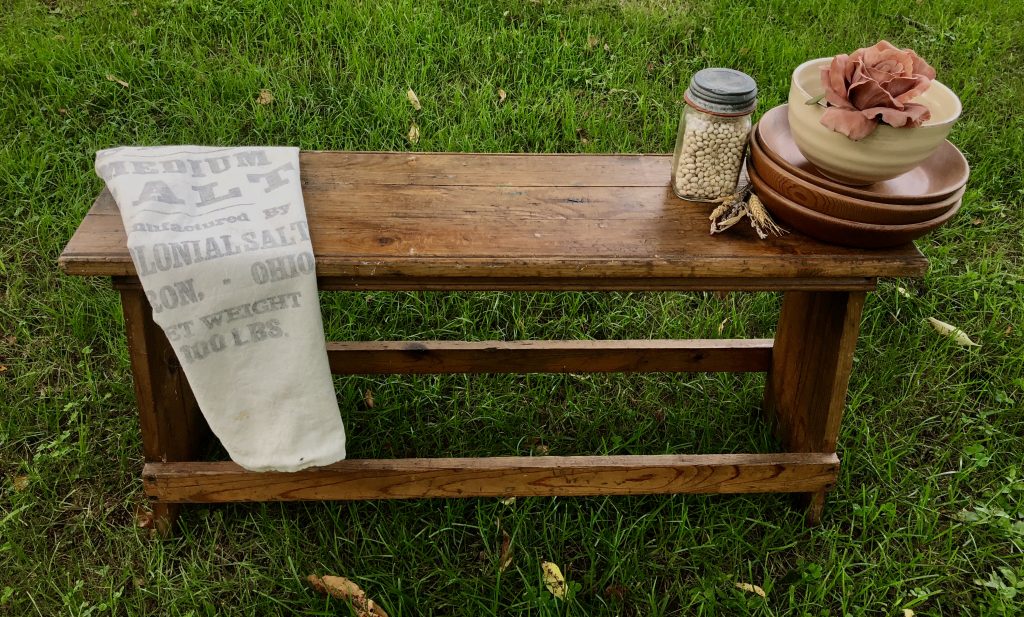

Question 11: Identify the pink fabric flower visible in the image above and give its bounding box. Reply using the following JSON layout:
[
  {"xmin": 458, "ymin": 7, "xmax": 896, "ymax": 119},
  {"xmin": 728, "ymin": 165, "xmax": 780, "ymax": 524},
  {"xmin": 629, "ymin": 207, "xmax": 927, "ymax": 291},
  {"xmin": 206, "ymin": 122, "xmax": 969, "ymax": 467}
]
[{"xmin": 818, "ymin": 41, "xmax": 937, "ymax": 140}]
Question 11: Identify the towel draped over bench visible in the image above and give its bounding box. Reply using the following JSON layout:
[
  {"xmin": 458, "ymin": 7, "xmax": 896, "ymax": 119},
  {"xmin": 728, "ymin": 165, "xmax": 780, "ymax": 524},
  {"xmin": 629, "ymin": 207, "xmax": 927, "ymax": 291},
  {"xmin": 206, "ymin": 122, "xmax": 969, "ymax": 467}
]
[{"xmin": 96, "ymin": 146, "xmax": 346, "ymax": 471}]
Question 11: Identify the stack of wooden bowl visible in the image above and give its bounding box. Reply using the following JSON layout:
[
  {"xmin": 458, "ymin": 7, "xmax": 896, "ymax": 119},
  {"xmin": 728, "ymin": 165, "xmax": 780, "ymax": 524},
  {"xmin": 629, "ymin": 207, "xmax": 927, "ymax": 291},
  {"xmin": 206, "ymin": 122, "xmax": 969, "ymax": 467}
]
[{"xmin": 748, "ymin": 105, "xmax": 969, "ymax": 248}]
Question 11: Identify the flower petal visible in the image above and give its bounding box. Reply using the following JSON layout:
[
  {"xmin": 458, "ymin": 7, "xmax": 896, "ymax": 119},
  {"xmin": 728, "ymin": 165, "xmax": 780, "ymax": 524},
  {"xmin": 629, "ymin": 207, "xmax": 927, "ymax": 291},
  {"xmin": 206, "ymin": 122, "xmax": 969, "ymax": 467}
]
[
  {"xmin": 821, "ymin": 54, "xmax": 853, "ymax": 108},
  {"xmin": 848, "ymin": 78, "xmax": 901, "ymax": 110},
  {"xmin": 908, "ymin": 50, "xmax": 937, "ymax": 80},
  {"xmin": 864, "ymin": 102, "xmax": 932, "ymax": 128},
  {"xmin": 821, "ymin": 107, "xmax": 879, "ymax": 140},
  {"xmin": 885, "ymin": 75, "xmax": 933, "ymax": 104}
]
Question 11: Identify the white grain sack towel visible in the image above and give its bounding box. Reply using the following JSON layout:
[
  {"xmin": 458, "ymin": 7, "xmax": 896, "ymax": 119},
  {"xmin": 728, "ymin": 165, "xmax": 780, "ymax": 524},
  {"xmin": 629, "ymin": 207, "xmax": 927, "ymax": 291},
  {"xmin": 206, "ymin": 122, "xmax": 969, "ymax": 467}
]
[{"xmin": 95, "ymin": 146, "xmax": 346, "ymax": 471}]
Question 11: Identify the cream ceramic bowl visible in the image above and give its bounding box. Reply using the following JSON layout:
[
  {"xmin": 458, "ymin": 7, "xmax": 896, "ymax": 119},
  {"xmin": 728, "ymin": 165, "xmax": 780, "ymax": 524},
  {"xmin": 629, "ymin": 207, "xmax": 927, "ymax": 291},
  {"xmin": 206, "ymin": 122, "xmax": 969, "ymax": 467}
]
[{"xmin": 787, "ymin": 58, "xmax": 961, "ymax": 185}]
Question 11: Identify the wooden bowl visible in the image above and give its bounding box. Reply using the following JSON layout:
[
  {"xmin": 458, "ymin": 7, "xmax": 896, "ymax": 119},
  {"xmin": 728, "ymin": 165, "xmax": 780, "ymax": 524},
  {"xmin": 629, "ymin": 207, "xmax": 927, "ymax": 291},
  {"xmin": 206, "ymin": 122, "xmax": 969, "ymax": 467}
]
[
  {"xmin": 747, "ymin": 160, "xmax": 962, "ymax": 249},
  {"xmin": 749, "ymin": 131, "xmax": 964, "ymax": 225},
  {"xmin": 757, "ymin": 105, "xmax": 969, "ymax": 204}
]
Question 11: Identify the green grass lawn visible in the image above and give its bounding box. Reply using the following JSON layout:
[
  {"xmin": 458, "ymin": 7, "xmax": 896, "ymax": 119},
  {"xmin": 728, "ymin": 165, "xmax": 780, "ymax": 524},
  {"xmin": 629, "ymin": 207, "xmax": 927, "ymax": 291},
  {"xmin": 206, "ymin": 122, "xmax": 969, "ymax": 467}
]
[{"xmin": 2, "ymin": 0, "xmax": 1023, "ymax": 614}]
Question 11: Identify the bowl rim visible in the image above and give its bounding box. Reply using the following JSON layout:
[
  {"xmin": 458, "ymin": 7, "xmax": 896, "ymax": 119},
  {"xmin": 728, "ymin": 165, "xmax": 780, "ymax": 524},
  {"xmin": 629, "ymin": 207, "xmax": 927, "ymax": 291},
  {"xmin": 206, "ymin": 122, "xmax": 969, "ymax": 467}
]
[
  {"xmin": 750, "ymin": 128, "xmax": 966, "ymax": 215},
  {"xmin": 748, "ymin": 158, "xmax": 963, "ymax": 233},
  {"xmin": 756, "ymin": 104, "xmax": 970, "ymax": 203},
  {"xmin": 791, "ymin": 57, "xmax": 962, "ymax": 127}
]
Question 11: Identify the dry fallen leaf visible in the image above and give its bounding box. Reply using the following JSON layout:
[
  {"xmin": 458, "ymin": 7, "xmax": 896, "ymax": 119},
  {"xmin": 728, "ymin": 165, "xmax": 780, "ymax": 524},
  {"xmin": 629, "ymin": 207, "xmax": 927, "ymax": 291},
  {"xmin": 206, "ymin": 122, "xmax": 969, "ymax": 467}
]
[
  {"xmin": 105, "ymin": 74, "xmax": 129, "ymax": 88},
  {"xmin": 408, "ymin": 123, "xmax": 420, "ymax": 144},
  {"xmin": 363, "ymin": 389, "xmax": 375, "ymax": 409},
  {"xmin": 603, "ymin": 43, "xmax": 610, "ymax": 51},
  {"xmin": 12, "ymin": 475, "xmax": 29, "ymax": 492},
  {"xmin": 497, "ymin": 88, "xmax": 507, "ymax": 104},
  {"xmin": 586, "ymin": 35, "xmax": 600, "ymax": 49},
  {"xmin": 0, "ymin": 365, "xmax": 8, "ymax": 374},
  {"xmin": 499, "ymin": 496, "xmax": 516, "ymax": 506},
  {"xmin": 533, "ymin": 444, "xmax": 550, "ymax": 456},
  {"xmin": 603, "ymin": 584, "xmax": 627, "ymax": 600},
  {"xmin": 406, "ymin": 88, "xmax": 421, "ymax": 110},
  {"xmin": 927, "ymin": 317, "xmax": 981, "ymax": 347},
  {"xmin": 541, "ymin": 562, "xmax": 567, "ymax": 599},
  {"xmin": 307, "ymin": 575, "xmax": 389, "ymax": 617},
  {"xmin": 257, "ymin": 89, "xmax": 274, "ymax": 105},
  {"xmin": 734, "ymin": 582, "xmax": 766, "ymax": 598},
  {"xmin": 902, "ymin": 609, "xmax": 915, "ymax": 617},
  {"xmin": 499, "ymin": 530, "xmax": 513, "ymax": 572},
  {"xmin": 134, "ymin": 504, "xmax": 155, "ymax": 530}
]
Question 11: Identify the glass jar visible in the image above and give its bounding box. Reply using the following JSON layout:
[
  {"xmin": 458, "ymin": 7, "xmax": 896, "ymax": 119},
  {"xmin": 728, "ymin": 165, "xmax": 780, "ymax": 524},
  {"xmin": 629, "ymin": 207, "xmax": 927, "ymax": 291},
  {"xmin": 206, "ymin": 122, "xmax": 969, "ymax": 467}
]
[{"xmin": 671, "ymin": 68, "xmax": 757, "ymax": 202}]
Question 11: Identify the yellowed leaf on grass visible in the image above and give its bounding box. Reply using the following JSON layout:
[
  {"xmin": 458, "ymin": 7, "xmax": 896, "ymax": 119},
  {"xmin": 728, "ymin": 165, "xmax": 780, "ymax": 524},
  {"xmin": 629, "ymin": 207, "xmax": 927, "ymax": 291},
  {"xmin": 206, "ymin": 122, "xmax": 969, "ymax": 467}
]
[
  {"xmin": 902, "ymin": 609, "xmax": 915, "ymax": 617},
  {"xmin": 0, "ymin": 364, "xmax": 8, "ymax": 374},
  {"xmin": 717, "ymin": 318, "xmax": 728, "ymax": 335},
  {"xmin": 12, "ymin": 475, "xmax": 29, "ymax": 492},
  {"xmin": 256, "ymin": 89, "xmax": 274, "ymax": 105},
  {"xmin": 105, "ymin": 74, "xmax": 129, "ymax": 88},
  {"xmin": 533, "ymin": 444, "xmax": 550, "ymax": 455},
  {"xmin": 895, "ymin": 286, "xmax": 914, "ymax": 299},
  {"xmin": 927, "ymin": 317, "xmax": 980, "ymax": 347},
  {"xmin": 406, "ymin": 88, "xmax": 421, "ymax": 110},
  {"xmin": 307, "ymin": 575, "xmax": 389, "ymax": 617},
  {"xmin": 499, "ymin": 529, "xmax": 513, "ymax": 572},
  {"xmin": 498, "ymin": 88, "xmax": 507, "ymax": 104},
  {"xmin": 408, "ymin": 123, "xmax": 420, "ymax": 144},
  {"xmin": 586, "ymin": 35, "xmax": 600, "ymax": 49},
  {"xmin": 541, "ymin": 562, "xmax": 567, "ymax": 599},
  {"xmin": 499, "ymin": 496, "xmax": 516, "ymax": 506},
  {"xmin": 734, "ymin": 582, "xmax": 766, "ymax": 598},
  {"xmin": 363, "ymin": 389, "xmax": 375, "ymax": 409},
  {"xmin": 134, "ymin": 504, "xmax": 155, "ymax": 529}
]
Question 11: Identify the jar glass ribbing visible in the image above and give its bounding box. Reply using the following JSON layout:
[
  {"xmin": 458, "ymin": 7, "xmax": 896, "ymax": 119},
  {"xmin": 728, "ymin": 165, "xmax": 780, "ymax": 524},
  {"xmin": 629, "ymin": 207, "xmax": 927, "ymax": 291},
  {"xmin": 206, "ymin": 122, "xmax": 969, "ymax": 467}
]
[{"xmin": 671, "ymin": 68, "xmax": 757, "ymax": 202}]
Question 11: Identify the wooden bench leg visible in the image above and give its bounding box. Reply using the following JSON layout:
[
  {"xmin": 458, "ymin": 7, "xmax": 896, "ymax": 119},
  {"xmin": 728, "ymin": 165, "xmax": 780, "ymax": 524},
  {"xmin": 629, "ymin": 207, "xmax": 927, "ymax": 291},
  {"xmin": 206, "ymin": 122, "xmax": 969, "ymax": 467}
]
[
  {"xmin": 119, "ymin": 287, "xmax": 209, "ymax": 537},
  {"xmin": 764, "ymin": 290, "xmax": 865, "ymax": 525}
]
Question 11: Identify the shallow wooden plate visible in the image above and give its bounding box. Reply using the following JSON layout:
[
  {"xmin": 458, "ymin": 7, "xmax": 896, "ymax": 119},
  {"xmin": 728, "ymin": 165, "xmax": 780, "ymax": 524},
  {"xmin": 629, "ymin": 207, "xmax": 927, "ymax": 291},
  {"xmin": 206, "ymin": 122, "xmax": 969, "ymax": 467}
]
[
  {"xmin": 749, "ymin": 132, "xmax": 964, "ymax": 225},
  {"xmin": 756, "ymin": 105, "xmax": 969, "ymax": 204},
  {"xmin": 747, "ymin": 160, "xmax": 962, "ymax": 249}
]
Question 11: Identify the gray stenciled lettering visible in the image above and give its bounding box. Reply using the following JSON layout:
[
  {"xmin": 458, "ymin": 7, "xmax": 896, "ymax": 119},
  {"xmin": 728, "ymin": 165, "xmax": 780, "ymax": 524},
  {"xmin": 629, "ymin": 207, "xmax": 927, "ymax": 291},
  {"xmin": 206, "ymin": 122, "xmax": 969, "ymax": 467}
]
[
  {"xmin": 199, "ymin": 292, "xmax": 303, "ymax": 329},
  {"xmin": 131, "ymin": 213, "xmax": 251, "ymax": 233},
  {"xmin": 192, "ymin": 181, "xmax": 242, "ymax": 207},
  {"xmin": 97, "ymin": 160, "xmax": 129, "ymax": 181},
  {"xmin": 250, "ymin": 252, "xmax": 316, "ymax": 284},
  {"xmin": 144, "ymin": 278, "xmax": 204, "ymax": 314},
  {"xmin": 235, "ymin": 151, "xmax": 270, "ymax": 167},
  {"xmin": 131, "ymin": 161, "xmax": 159, "ymax": 174},
  {"xmin": 206, "ymin": 155, "xmax": 232, "ymax": 174},
  {"xmin": 247, "ymin": 162, "xmax": 294, "ymax": 193},
  {"xmin": 178, "ymin": 333, "xmax": 228, "ymax": 364},
  {"xmin": 263, "ymin": 203, "xmax": 291, "ymax": 219},
  {"xmin": 160, "ymin": 160, "xmax": 188, "ymax": 174},
  {"xmin": 129, "ymin": 235, "xmax": 242, "ymax": 273},
  {"xmin": 133, "ymin": 181, "xmax": 186, "ymax": 207},
  {"xmin": 165, "ymin": 319, "xmax": 196, "ymax": 342},
  {"xmin": 230, "ymin": 318, "xmax": 285, "ymax": 348}
]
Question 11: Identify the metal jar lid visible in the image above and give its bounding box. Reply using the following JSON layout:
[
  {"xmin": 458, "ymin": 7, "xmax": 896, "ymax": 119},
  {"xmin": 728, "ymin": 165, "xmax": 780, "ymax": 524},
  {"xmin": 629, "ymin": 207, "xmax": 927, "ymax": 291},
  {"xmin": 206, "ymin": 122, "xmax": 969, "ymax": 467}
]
[{"xmin": 684, "ymin": 68, "xmax": 758, "ymax": 116}]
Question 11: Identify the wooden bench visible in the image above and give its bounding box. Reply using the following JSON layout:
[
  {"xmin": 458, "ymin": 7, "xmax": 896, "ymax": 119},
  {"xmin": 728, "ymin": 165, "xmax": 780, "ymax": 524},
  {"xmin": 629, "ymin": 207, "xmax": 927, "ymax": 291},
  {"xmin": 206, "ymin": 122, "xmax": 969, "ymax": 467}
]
[{"xmin": 60, "ymin": 152, "xmax": 928, "ymax": 534}]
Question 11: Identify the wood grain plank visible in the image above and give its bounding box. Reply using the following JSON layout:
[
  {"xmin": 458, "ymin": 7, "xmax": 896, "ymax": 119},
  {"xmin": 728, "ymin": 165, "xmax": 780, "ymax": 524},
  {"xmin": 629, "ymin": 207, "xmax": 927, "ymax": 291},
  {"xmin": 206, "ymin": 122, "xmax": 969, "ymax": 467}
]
[
  {"xmin": 763, "ymin": 290, "xmax": 865, "ymax": 523},
  {"xmin": 59, "ymin": 153, "xmax": 929, "ymax": 282},
  {"xmin": 143, "ymin": 453, "xmax": 840, "ymax": 502},
  {"xmin": 327, "ymin": 339, "xmax": 773, "ymax": 374}
]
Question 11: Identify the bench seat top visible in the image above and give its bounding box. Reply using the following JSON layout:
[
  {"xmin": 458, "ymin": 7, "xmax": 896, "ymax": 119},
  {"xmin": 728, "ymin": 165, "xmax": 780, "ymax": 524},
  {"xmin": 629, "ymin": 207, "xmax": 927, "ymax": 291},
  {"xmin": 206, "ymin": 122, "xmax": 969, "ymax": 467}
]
[{"xmin": 59, "ymin": 152, "xmax": 927, "ymax": 291}]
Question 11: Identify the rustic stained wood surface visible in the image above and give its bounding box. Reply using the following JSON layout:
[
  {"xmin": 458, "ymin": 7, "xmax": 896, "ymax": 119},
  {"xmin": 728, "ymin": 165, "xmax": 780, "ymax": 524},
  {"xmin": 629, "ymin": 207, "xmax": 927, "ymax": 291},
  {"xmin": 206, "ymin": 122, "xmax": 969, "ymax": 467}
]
[
  {"xmin": 326, "ymin": 339, "xmax": 774, "ymax": 374},
  {"xmin": 143, "ymin": 453, "xmax": 840, "ymax": 502},
  {"xmin": 60, "ymin": 153, "xmax": 928, "ymax": 286}
]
